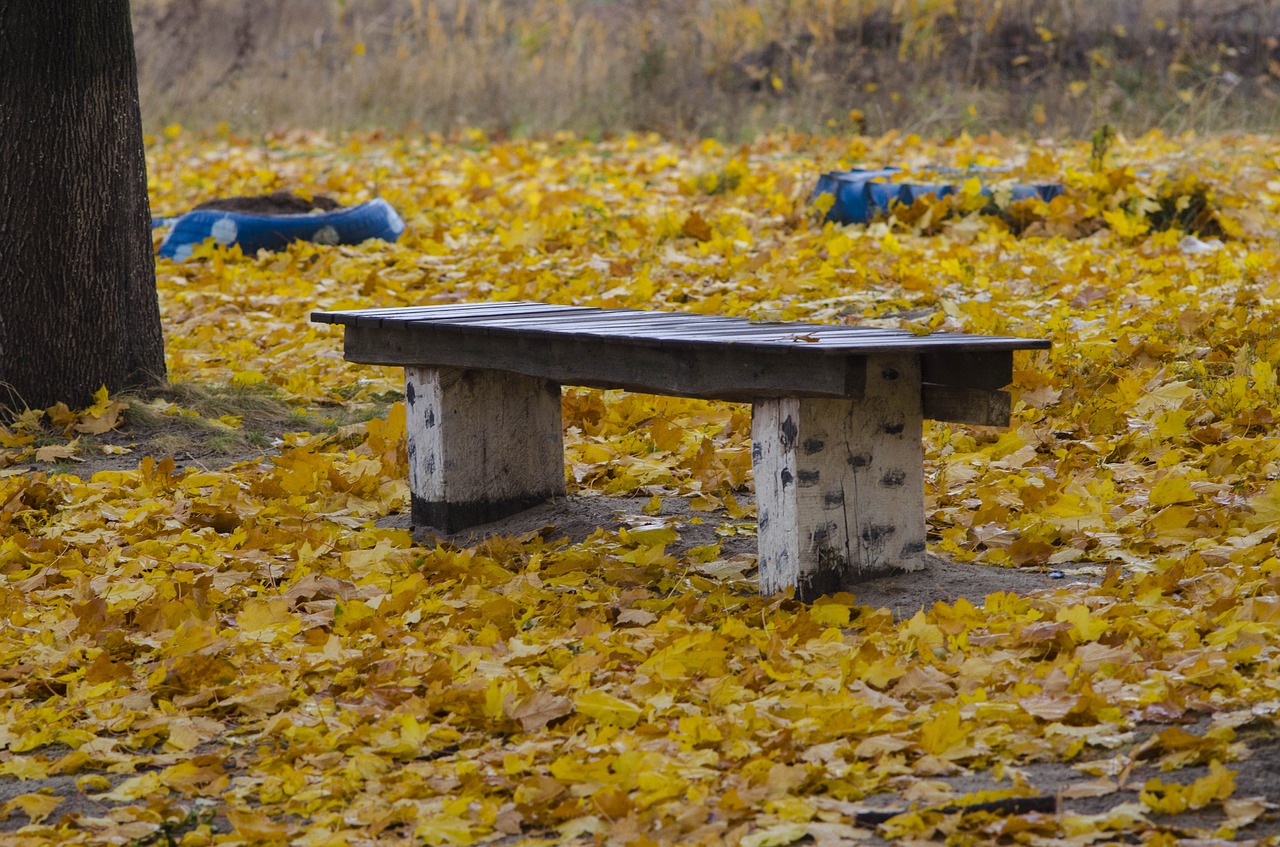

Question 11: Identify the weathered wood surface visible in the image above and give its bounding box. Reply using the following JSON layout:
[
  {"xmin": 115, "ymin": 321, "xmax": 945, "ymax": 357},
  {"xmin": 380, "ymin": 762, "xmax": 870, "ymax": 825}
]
[
  {"xmin": 920, "ymin": 350, "xmax": 1013, "ymax": 390},
  {"xmin": 405, "ymin": 366, "xmax": 565, "ymax": 531},
  {"xmin": 314, "ymin": 302, "xmax": 1049, "ymax": 355},
  {"xmin": 315, "ymin": 302, "xmax": 1045, "ymax": 417},
  {"xmin": 921, "ymin": 384, "xmax": 1011, "ymax": 427},
  {"xmin": 342, "ymin": 323, "xmax": 867, "ymax": 403},
  {"xmin": 754, "ymin": 355, "xmax": 927, "ymax": 601}
]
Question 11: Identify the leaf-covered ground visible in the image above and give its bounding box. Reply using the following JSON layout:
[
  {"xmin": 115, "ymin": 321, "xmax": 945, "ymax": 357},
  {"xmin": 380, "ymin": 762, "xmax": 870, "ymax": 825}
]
[{"xmin": 4, "ymin": 129, "xmax": 1280, "ymax": 844}]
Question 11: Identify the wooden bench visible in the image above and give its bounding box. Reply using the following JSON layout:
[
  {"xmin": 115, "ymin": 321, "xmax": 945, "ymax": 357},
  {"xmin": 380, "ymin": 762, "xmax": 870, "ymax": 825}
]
[{"xmin": 312, "ymin": 302, "xmax": 1049, "ymax": 601}]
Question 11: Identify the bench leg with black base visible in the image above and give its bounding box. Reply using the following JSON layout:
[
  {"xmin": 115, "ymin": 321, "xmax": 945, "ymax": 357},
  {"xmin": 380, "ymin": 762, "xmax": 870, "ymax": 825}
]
[
  {"xmin": 753, "ymin": 354, "xmax": 927, "ymax": 600},
  {"xmin": 405, "ymin": 366, "xmax": 565, "ymax": 532}
]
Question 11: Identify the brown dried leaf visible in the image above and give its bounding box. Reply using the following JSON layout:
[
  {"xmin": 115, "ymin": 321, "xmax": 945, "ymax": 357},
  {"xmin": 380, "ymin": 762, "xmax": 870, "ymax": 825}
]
[{"xmin": 507, "ymin": 688, "xmax": 574, "ymax": 732}]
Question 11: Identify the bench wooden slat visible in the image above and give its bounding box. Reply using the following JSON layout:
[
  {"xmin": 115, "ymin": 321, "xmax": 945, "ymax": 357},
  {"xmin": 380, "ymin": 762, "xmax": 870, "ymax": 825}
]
[
  {"xmin": 534, "ymin": 320, "xmax": 828, "ymax": 340},
  {"xmin": 434, "ymin": 313, "xmax": 853, "ymax": 341},
  {"xmin": 921, "ymin": 350, "xmax": 1014, "ymax": 391},
  {"xmin": 375, "ymin": 319, "xmax": 1041, "ymax": 355},
  {"xmin": 339, "ymin": 303, "xmax": 584, "ymax": 328},
  {"xmin": 314, "ymin": 303, "xmax": 1051, "ymax": 356},
  {"xmin": 341, "ymin": 323, "xmax": 868, "ymax": 401},
  {"xmin": 922, "ymin": 384, "xmax": 1011, "ymax": 427},
  {"xmin": 425, "ymin": 312, "xmax": 707, "ymax": 331},
  {"xmin": 391, "ymin": 304, "xmax": 581, "ymax": 324},
  {"xmin": 315, "ymin": 302, "xmax": 576, "ymax": 321}
]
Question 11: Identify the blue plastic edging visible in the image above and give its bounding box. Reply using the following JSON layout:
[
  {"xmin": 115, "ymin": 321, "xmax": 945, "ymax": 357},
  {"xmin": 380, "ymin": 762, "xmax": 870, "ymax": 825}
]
[{"xmin": 155, "ymin": 197, "xmax": 406, "ymax": 260}]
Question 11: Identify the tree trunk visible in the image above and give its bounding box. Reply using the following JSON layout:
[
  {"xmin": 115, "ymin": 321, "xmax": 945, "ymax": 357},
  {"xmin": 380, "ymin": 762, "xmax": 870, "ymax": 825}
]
[{"xmin": 0, "ymin": 1, "xmax": 166, "ymax": 412}]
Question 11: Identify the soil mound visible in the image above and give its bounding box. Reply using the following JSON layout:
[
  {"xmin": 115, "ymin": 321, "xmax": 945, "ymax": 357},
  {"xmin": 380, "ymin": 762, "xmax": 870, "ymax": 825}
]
[{"xmin": 192, "ymin": 190, "xmax": 340, "ymax": 215}]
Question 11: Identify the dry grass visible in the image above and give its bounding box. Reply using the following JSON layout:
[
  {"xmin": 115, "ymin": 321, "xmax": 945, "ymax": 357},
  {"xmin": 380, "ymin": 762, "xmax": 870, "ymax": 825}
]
[
  {"xmin": 132, "ymin": 0, "xmax": 1280, "ymax": 138},
  {"xmin": 115, "ymin": 382, "xmax": 385, "ymax": 461}
]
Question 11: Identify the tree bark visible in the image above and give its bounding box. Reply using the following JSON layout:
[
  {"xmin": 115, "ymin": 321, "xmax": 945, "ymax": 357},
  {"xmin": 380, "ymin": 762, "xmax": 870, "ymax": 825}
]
[{"xmin": 0, "ymin": 1, "xmax": 166, "ymax": 412}]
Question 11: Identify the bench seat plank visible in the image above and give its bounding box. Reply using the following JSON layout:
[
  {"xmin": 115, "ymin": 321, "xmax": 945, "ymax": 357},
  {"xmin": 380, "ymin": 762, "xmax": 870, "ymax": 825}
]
[
  {"xmin": 347, "ymin": 303, "xmax": 583, "ymax": 327},
  {"xmin": 315, "ymin": 304, "xmax": 1049, "ymax": 356},
  {"xmin": 341, "ymin": 323, "xmax": 867, "ymax": 401},
  {"xmin": 921, "ymin": 350, "xmax": 1014, "ymax": 390},
  {"xmin": 350, "ymin": 307, "xmax": 581, "ymax": 330},
  {"xmin": 334, "ymin": 319, "xmax": 1041, "ymax": 366},
  {"xmin": 922, "ymin": 384, "xmax": 1011, "ymax": 427}
]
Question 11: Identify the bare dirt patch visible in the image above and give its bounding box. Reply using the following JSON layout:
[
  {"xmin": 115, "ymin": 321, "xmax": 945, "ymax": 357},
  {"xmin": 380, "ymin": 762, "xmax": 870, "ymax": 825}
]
[{"xmin": 379, "ymin": 492, "xmax": 1079, "ymax": 617}]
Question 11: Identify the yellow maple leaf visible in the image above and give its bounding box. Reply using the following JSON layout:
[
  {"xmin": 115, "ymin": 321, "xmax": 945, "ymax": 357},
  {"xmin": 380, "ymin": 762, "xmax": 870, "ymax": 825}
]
[
  {"xmin": 918, "ymin": 708, "xmax": 969, "ymax": 757},
  {"xmin": 1102, "ymin": 207, "xmax": 1150, "ymax": 238},
  {"xmin": 0, "ymin": 792, "xmax": 61, "ymax": 825},
  {"xmin": 1055, "ymin": 603, "xmax": 1108, "ymax": 642},
  {"xmin": 236, "ymin": 597, "xmax": 300, "ymax": 642},
  {"xmin": 860, "ymin": 655, "xmax": 908, "ymax": 688},
  {"xmin": 575, "ymin": 691, "xmax": 643, "ymax": 728},
  {"xmin": 76, "ymin": 774, "xmax": 111, "ymax": 793},
  {"xmin": 812, "ymin": 192, "xmax": 836, "ymax": 217},
  {"xmin": 104, "ymin": 771, "xmax": 165, "ymax": 803},
  {"xmin": 1149, "ymin": 475, "xmax": 1196, "ymax": 506},
  {"xmin": 74, "ymin": 388, "xmax": 126, "ymax": 434},
  {"xmin": 1141, "ymin": 760, "xmax": 1235, "ymax": 813},
  {"xmin": 741, "ymin": 823, "xmax": 809, "ymax": 847},
  {"xmin": 35, "ymin": 441, "xmax": 80, "ymax": 462},
  {"xmin": 1186, "ymin": 759, "xmax": 1236, "ymax": 808},
  {"xmin": 227, "ymin": 806, "xmax": 293, "ymax": 843},
  {"xmin": 810, "ymin": 601, "xmax": 851, "ymax": 628},
  {"xmin": 0, "ymin": 758, "xmax": 49, "ymax": 779}
]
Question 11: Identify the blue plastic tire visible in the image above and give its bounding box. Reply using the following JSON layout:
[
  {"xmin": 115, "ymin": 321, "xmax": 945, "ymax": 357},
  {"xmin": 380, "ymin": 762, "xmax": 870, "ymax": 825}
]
[
  {"xmin": 812, "ymin": 169, "xmax": 901, "ymax": 223},
  {"xmin": 813, "ymin": 168, "xmax": 1063, "ymax": 225},
  {"xmin": 156, "ymin": 197, "xmax": 406, "ymax": 260}
]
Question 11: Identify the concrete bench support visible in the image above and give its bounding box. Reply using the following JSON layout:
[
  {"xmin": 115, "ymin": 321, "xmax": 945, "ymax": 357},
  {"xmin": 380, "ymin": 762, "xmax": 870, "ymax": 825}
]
[
  {"xmin": 405, "ymin": 366, "xmax": 565, "ymax": 532},
  {"xmin": 753, "ymin": 355, "xmax": 926, "ymax": 600}
]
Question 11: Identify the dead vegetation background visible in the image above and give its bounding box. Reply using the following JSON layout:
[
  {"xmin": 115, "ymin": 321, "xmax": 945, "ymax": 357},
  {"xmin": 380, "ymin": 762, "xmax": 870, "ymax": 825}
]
[{"xmin": 131, "ymin": 0, "xmax": 1280, "ymax": 138}]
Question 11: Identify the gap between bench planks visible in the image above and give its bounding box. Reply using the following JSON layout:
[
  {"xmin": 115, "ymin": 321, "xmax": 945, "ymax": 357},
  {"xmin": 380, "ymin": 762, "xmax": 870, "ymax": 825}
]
[{"xmin": 313, "ymin": 302, "xmax": 1049, "ymax": 602}]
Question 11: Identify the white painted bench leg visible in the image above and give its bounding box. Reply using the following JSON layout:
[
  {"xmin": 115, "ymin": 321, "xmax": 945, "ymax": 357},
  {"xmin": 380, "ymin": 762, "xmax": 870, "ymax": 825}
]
[
  {"xmin": 752, "ymin": 354, "xmax": 927, "ymax": 601},
  {"xmin": 404, "ymin": 366, "xmax": 565, "ymax": 532}
]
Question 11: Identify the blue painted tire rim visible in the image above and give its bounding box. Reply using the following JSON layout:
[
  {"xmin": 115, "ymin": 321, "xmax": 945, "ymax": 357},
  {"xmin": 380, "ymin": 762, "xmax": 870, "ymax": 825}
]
[{"xmin": 155, "ymin": 197, "xmax": 406, "ymax": 260}]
